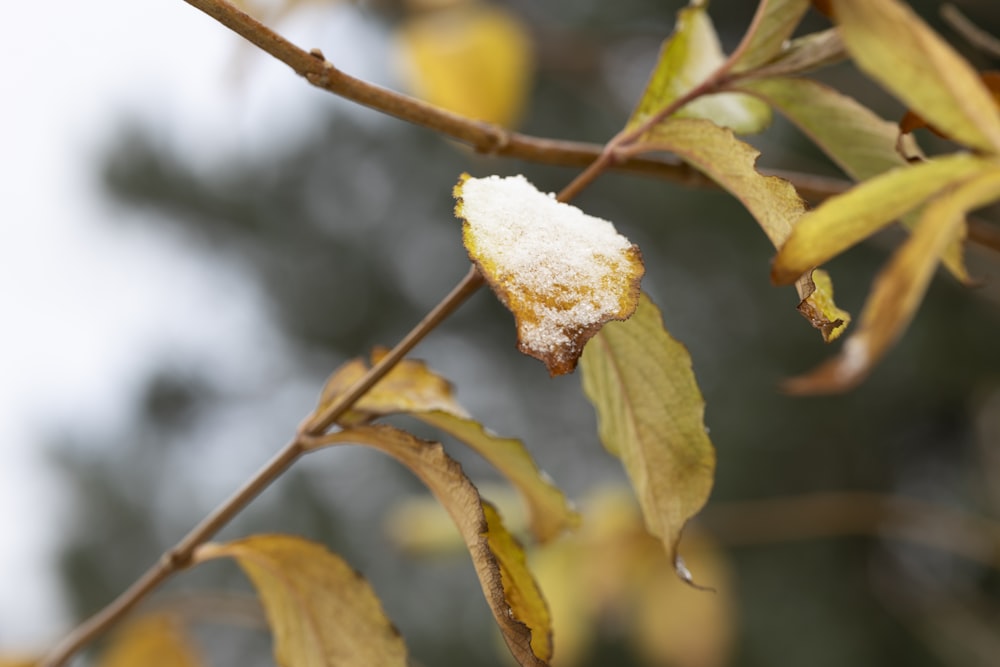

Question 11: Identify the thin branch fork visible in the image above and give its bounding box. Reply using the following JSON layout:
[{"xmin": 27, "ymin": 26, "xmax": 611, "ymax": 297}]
[{"xmin": 180, "ymin": 0, "xmax": 1000, "ymax": 253}]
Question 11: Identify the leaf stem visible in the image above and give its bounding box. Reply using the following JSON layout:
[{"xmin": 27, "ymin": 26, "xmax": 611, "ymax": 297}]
[{"xmin": 38, "ymin": 266, "xmax": 484, "ymax": 667}]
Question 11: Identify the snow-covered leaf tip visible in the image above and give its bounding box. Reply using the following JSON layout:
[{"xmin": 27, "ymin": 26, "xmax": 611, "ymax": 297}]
[{"xmin": 455, "ymin": 174, "xmax": 644, "ymax": 376}]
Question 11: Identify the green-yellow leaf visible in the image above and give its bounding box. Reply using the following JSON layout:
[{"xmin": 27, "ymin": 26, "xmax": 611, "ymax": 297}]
[
  {"xmin": 579, "ymin": 293, "xmax": 716, "ymax": 582},
  {"xmin": 728, "ymin": 0, "xmax": 811, "ymax": 73},
  {"xmin": 737, "ymin": 76, "xmax": 970, "ymax": 282},
  {"xmin": 95, "ymin": 614, "xmax": 203, "ymax": 667},
  {"xmin": 771, "ymin": 153, "xmax": 994, "ymax": 285},
  {"xmin": 738, "ymin": 76, "xmax": 905, "ymax": 182},
  {"xmin": 195, "ymin": 535, "xmax": 407, "ymax": 667},
  {"xmin": 310, "ymin": 425, "xmax": 551, "ymax": 666},
  {"xmin": 628, "ymin": 4, "xmax": 771, "ymax": 135},
  {"xmin": 623, "ymin": 117, "xmax": 850, "ymax": 340},
  {"xmin": 314, "ymin": 352, "xmax": 579, "ymax": 542},
  {"xmin": 785, "ymin": 165, "xmax": 1000, "ymax": 393},
  {"xmin": 830, "ymin": 0, "xmax": 1000, "ymax": 154}
]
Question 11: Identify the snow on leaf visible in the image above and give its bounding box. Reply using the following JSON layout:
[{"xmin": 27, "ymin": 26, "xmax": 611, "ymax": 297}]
[
  {"xmin": 195, "ymin": 535, "xmax": 407, "ymax": 667},
  {"xmin": 314, "ymin": 351, "xmax": 579, "ymax": 542},
  {"xmin": 771, "ymin": 153, "xmax": 994, "ymax": 286},
  {"xmin": 784, "ymin": 165, "xmax": 1000, "ymax": 393},
  {"xmin": 579, "ymin": 293, "xmax": 716, "ymax": 583},
  {"xmin": 623, "ymin": 117, "xmax": 850, "ymax": 341},
  {"xmin": 456, "ymin": 173, "xmax": 643, "ymax": 376},
  {"xmin": 628, "ymin": 4, "xmax": 771, "ymax": 135},
  {"xmin": 309, "ymin": 425, "xmax": 552, "ymax": 666},
  {"xmin": 830, "ymin": 0, "xmax": 1000, "ymax": 154},
  {"xmin": 95, "ymin": 614, "xmax": 204, "ymax": 667}
]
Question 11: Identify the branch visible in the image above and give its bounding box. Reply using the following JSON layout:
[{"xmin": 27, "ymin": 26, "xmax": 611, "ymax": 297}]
[
  {"xmin": 39, "ymin": 267, "xmax": 485, "ymax": 667},
  {"xmin": 702, "ymin": 492, "xmax": 1000, "ymax": 569}
]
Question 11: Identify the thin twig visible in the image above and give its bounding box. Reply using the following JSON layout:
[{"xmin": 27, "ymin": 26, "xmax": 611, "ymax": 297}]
[
  {"xmin": 183, "ymin": 0, "xmax": 1000, "ymax": 254},
  {"xmin": 941, "ymin": 4, "xmax": 1000, "ymax": 60},
  {"xmin": 39, "ymin": 267, "xmax": 484, "ymax": 667}
]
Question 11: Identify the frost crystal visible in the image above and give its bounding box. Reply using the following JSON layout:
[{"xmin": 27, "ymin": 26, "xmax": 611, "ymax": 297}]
[{"xmin": 456, "ymin": 174, "xmax": 643, "ymax": 374}]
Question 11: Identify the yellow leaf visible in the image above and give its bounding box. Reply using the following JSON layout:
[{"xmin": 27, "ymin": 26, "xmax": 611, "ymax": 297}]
[
  {"xmin": 632, "ymin": 531, "xmax": 734, "ymax": 667},
  {"xmin": 313, "ymin": 352, "xmax": 468, "ymax": 427},
  {"xmin": 771, "ymin": 153, "xmax": 993, "ymax": 285},
  {"xmin": 579, "ymin": 293, "xmax": 715, "ymax": 582},
  {"xmin": 740, "ymin": 76, "xmax": 971, "ymax": 282},
  {"xmin": 314, "ymin": 352, "xmax": 578, "ymax": 542},
  {"xmin": 531, "ymin": 488, "xmax": 734, "ymax": 667},
  {"xmin": 95, "ymin": 614, "xmax": 203, "ymax": 667},
  {"xmin": 396, "ymin": 4, "xmax": 533, "ymax": 127},
  {"xmin": 785, "ymin": 165, "xmax": 1000, "ymax": 393},
  {"xmin": 195, "ymin": 535, "xmax": 407, "ymax": 667},
  {"xmin": 455, "ymin": 173, "xmax": 644, "ymax": 375},
  {"xmin": 311, "ymin": 425, "xmax": 551, "ymax": 666},
  {"xmin": 417, "ymin": 411, "xmax": 579, "ymax": 542},
  {"xmin": 629, "ymin": 4, "xmax": 771, "ymax": 135},
  {"xmin": 830, "ymin": 0, "xmax": 1000, "ymax": 154},
  {"xmin": 623, "ymin": 118, "xmax": 850, "ymax": 340},
  {"xmin": 0, "ymin": 658, "xmax": 38, "ymax": 667},
  {"xmin": 728, "ymin": 0, "xmax": 812, "ymax": 73}
]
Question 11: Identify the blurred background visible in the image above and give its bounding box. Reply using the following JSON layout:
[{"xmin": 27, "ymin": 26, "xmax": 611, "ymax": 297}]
[{"xmin": 3, "ymin": 0, "xmax": 1000, "ymax": 665}]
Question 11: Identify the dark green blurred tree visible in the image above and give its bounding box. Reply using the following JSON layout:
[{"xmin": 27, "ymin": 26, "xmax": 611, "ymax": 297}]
[{"xmin": 56, "ymin": 2, "xmax": 1000, "ymax": 666}]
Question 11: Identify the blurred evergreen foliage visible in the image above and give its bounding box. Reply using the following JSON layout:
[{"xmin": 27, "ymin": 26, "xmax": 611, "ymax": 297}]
[{"xmin": 56, "ymin": 1, "xmax": 1000, "ymax": 666}]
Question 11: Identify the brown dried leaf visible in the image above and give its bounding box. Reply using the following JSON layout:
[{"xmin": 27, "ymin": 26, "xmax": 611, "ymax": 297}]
[
  {"xmin": 455, "ymin": 173, "xmax": 644, "ymax": 375},
  {"xmin": 311, "ymin": 425, "xmax": 551, "ymax": 666}
]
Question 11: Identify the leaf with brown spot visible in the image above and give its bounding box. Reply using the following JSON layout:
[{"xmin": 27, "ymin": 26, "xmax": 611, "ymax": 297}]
[
  {"xmin": 771, "ymin": 153, "xmax": 993, "ymax": 286},
  {"xmin": 624, "ymin": 117, "xmax": 850, "ymax": 340},
  {"xmin": 579, "ymin": 293, "xmax": 716, "ymax": 583},
  {"xmin": 310, "ymin": 425, "xmax": 551, "ymax": 666},
  {"xmin": 95, "ymin": 614, "xmax": 203, "ymax": 667},
  {"xmin": 455, "ymin": 173, "xmax": 643, "ymax": 376},
  {"xmin": 785, "ymin": 165, "xmax": 1000, "ymax": 393},
  {"xmin": 737, "ymin": 75, "xmax": 971, "ymax": 282},
  {"xmin": 194, "ymin": 535, "xmax": 407, "ymax": 667}
]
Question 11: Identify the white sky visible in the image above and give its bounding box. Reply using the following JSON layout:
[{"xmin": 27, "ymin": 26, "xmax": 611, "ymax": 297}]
[{"xmin": 0, "ymin": 0, "xmax": 389, "ymax": 651}]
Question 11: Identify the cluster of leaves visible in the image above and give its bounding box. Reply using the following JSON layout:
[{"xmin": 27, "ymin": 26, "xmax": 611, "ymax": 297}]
[{"xmin": 14, "ymin": 0, "xmax": 1000, "ymax": 666}]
